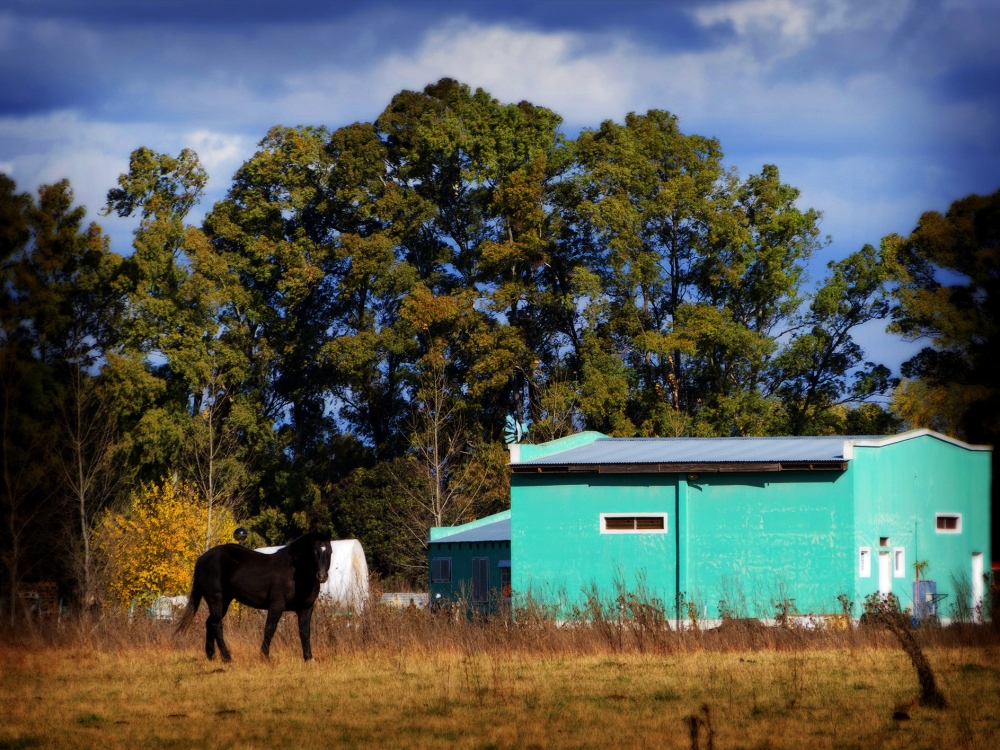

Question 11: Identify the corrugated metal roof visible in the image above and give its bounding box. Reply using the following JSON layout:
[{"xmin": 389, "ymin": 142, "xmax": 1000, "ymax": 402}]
[
  {"xmin": 518, "ymin": 436, "xmax": 864, "ymax": 465},
  {"xmin": 431, "ymin": 517, "xmax": 511, "ymax": 543}
]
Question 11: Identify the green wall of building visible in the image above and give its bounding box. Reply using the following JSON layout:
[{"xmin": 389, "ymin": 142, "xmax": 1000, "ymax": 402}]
[
  {"xmin": 428, "ymin": 510, "xmax": 512, "ymax": 608},
  {"xmin": 685, "ymin": 469, "xmax": 854, "ymax": 618},
  {"xmin": 511, "ymin": 474, "xmax": 678, "ymax": 611},
  {"xmin": 509, "ymin": 433, "xmax": 992, "ymax": 620},
  {"xmin": 852, "ymin": 435, "xmax": 992, "ymax": 613},
  {"xmin": 427, "ymin": 539, "xmax": 510, "ymax": 605}
]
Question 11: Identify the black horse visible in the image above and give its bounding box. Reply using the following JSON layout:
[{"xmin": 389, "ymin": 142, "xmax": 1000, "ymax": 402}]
[{"xmin": 177, "ymin": 531, "xmax": 332, "ymax": 662}]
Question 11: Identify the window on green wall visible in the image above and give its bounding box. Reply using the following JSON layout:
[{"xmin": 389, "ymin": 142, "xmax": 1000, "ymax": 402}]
[
  {"xmin": 600, "ymin": 514, "xmax": 668, "ymax": 534},
  {"xmin": 893, "ymin": 547, "xmax": 906, "ymax": 578},
  {"xmin": 859, "ymin": 547, "xmax": 871, "ymax": 578},
  {"xmin": 499, "ymin": 563, "xmax": 511, "ymax": 599},
  {"xmin": 431, "ymin": 557, "xmax": 452, "ymax": 583},
  {"xmin": 935, "ymin": 514, "xmax": 962, "ymax": 533}
]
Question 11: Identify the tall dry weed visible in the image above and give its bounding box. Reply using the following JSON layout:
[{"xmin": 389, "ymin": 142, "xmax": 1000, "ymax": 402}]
[{"xmin": 2, "ymin": 577, "xmax": 997, "ymax": 662}]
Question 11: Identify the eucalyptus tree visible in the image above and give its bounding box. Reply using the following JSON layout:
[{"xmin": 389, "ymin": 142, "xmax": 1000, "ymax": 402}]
[
  {"xmin": 374, "ymin": 79, "xmax": 575, "ymax": 434},
  {"xmin": 687, "ymin": 164, "xmax": 826, "ymax": 435},
  {"xmin": 571, "ymin": 112, "xmax": 829, "ymax": 436},
  {"xmin": 574, "ymin": 110, "xmax": 724, "ymax": 417},
  {"xmin": 200, "ymin": 127, "xmax": 351, "ymax": 539},
  {"xmin": 885, "ymin": 189, "xmax": 1000, "ymax": 548},
  {"xmin": 773, "ymin": 243, "xmax": 896, "ymax": 435},
  {"xmin": 103, "ymin": 147, "xmax": 219, "ymax": 478},
  {"xmin": 105, "ymin": 148, "xmax": 255, "ymax": 557}
]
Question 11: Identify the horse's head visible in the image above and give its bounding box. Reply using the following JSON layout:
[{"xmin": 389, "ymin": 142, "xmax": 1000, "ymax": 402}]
[{"xmin": 314, "ymin": 538, "xmax": 332, "ymax": 584}]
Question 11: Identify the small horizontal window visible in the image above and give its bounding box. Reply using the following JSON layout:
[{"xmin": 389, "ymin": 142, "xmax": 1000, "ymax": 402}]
[
  {"xmin": 430, "ymin": 557, "xmax": 452, "ymax": 583},
  {"xmin": 600, "ymin": 514, "xmax": 668, "ymax": 534},
  {"xmin": 935, "ymin": 514, "xmax": 962, "ymax": 534}
]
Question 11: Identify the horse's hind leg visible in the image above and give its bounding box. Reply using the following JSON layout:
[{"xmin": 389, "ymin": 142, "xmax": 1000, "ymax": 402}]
[
  {"xmin": 205, "ymin": 618, "xmax": 216, "ymax": 661},
  {"xmin": 213, "ymin": 597, "xmax": 234, "ymax": 663},
  {"xmin": 261, "ymin": 608, "xmax": 283, "ymax": 658},
  {"xmin": 205, "ymin": 597, "xmax": 232, "ymax": 663}
]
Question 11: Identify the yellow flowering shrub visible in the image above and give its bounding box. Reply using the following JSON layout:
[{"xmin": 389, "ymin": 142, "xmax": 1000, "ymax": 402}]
[{"xmin": 94, "ymin": 480, "xmax": 236, "ymax": 608}]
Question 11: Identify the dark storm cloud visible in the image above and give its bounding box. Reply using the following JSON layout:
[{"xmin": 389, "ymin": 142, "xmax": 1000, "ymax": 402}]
[{"xmin": 0, "ymin": 1, "xmax": 716, "ymax": 125}]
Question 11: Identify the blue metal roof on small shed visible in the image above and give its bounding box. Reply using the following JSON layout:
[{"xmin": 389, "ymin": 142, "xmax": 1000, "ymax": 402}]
[
  {"xmin": 431, "ymin": 517, "xmax": 511, "ymax": 543},
  {"xmin": 518, "ymin": 436, "xmax": 864, "ymax": 465}
]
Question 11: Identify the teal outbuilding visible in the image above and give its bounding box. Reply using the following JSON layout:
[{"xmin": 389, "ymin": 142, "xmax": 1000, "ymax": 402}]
[
  {"xmin": 430, "ymin": 429, "xmax": 992, "ymax": 621},
  {"xmin": 428, "ymin": 511, "xmax": 511, "ymax": 609}
]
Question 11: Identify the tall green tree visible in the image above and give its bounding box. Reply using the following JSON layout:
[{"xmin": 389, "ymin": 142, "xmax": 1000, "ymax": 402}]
[
  {"xmin": 774, "ymin": 243, "xmax": 896, "ymax": 435},
  {"xmin": 887, "ymin": 187, "xmax": 1000, "ymax": 545},
  {"xmin": 203, "ymin": 126, "xmax": 370, "ymax": 543},
  {"xmin": 103, "ymin": 147, "xmax": 218, "ymax": 480},
  {"xmin": 574, "ymin": 110, "xmax": 724, "ymax": 423},
  {"xmin": 888, "ymin": 188, "xmax": 1000, "ymax": 434},
  {"xmin": 104, "ymin": 149, "xmax": 256, "ymax": 554},
  {"xmin": 0, "ymin": 175, "xmax": 123, "ymax": 613}
]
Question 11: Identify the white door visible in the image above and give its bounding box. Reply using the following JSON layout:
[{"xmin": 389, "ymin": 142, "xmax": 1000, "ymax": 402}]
[
  {"xmin": 878, "ymin": 552, "xmax": 892, "ymax": 597},
  {"xmin": 972, "ymin": 552, "xmax": 984, "ymax": 619}
]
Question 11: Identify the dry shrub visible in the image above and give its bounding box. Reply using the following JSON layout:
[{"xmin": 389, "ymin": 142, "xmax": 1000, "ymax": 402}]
[{"xmin": 862, "ymin": 592, "xmax": 947, "ymax": 708}]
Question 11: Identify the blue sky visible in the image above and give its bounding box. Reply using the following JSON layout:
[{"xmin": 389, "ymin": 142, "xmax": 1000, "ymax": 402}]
[{"xmin": 1, "ymin": 0, "xmax": 998, "ymax": 376}]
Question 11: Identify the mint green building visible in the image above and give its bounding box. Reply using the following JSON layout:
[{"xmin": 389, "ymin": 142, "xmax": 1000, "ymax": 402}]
[{"xmin": 430, "ymin": 429, "xmax": 991, "ymax": 620}]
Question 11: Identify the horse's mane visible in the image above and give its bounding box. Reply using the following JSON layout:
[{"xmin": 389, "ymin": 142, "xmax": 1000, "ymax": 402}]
[{"xmin": 285, "ymin": 531, "xmax": 332, "ymax": 559}]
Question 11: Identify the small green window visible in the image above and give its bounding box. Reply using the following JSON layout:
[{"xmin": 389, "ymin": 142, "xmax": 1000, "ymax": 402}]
[{"xmin": 431, "ymin": 557, "xmax": 452, "ymax": 582}]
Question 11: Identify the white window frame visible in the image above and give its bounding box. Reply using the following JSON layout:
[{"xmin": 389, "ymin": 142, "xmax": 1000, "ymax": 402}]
[
  {"xmin": 934, "ymin": 513, "xmax": 962, "ymax": 534},
  {"xmin": 430, "ymin": 557, "xmax": 452, "ymax": 583},
  {"xmin": 893, "ymin": 547, "xmax": 906, "ymax": 578},
  {"xmin": 859, "ymin": 546, "xmax": 871, "ymax": 578},
  {"xmin": 599, "ymin": 513, "xmax": 669, "ymax": 534}
]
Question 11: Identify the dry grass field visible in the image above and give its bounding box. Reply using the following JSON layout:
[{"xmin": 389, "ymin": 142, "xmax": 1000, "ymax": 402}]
[{"xmin": 1, "ymin": 611, "xmax": 999, "ymax": 750}]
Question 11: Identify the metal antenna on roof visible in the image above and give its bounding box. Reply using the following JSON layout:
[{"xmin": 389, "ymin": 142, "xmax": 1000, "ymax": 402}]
[{"xmin": 503, "ymin": 414, "xmax": 529, "ymax": 444}]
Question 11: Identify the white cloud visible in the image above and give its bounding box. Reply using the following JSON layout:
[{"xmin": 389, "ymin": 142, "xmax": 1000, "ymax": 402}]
[
  {"xmin": 693, "ymin": 0, "xmax": 914, "ymax": 51},
  {"xmin": 184, "ymin": 130, "xmax": 248, "ymax": 179},
  {"xmin": 377, "ymin": 25, "xmax": 644, "ymax": 121},
  {"xmin": 0, "ymin": 111, "xmax": 130, "ymax": 210},
  {"xmin": 267, "ymin": 17, "xmax": 929, "ymax": 147},
  {"xmin": 695, "ymin": 0, "xmax": 816, "ymax": 42}
]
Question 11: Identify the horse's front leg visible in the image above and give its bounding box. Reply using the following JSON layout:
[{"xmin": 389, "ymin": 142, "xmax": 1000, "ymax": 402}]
[
  {"xmin": 297, "ymin": 607, "xmax": 314, "ymax": 661},
  {"xmin": 261, "ymin": 608, "xmax": 283, "ymax": 658}
]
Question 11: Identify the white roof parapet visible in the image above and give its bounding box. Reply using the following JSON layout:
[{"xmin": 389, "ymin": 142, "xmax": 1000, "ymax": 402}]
[{"xmin": 842, "ymin": 428, "xmax": 992, "ymax": 459}]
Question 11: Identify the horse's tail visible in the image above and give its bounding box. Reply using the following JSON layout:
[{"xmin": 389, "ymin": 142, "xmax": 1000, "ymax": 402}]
[{"xmin": 175, "ymin": 580, "xmax": 203, "ymax": 634}]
